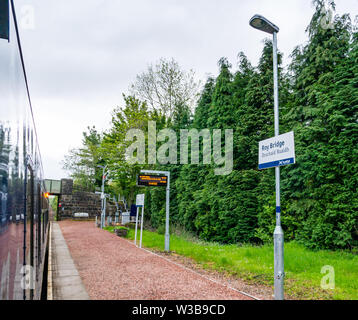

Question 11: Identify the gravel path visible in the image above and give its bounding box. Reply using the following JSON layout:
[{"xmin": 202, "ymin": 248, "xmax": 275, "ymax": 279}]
[{"xmin": 58, "ymin": 221, "xmax": 254, "ymax": 300}]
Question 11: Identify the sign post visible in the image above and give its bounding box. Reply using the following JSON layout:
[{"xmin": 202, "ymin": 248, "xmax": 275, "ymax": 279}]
[
  {"xmin": 135, "ymin": 194, "xmax": 145, "ymax": 247},
  {"xmin": 259, "ymin": 131, "xmax": 295, "ymax": 300},
  {"xmin": 139, "ymin": 205, "xmax": 144, "ymax": 248},
  {"xmin": 134, "ymin": 206, "xmax": 139, "ymax": 246},
  {"xmin": 139, "ymin": 170, "xmax": 170, "ymax": 252},
  {"xmin": 114, "ymin": 195, "xmax": 119, "ymax": 224},
  {"xmin": 98, "ymin": 165, "xmax": 108, "ymax": 229}
]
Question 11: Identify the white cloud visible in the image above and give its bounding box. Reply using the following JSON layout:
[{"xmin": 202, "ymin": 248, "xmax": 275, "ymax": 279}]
[{"xmin": 11, "ymin": 0, "xmax": 358, "ymax": 179}]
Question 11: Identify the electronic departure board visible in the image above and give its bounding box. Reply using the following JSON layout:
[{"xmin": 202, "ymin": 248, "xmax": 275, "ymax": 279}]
[{"xmin": 137, "ymin": 175, "xmax": 168, "ymax": 187}]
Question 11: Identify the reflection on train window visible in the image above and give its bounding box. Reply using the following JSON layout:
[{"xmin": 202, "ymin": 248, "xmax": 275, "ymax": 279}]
[{"xmin": 1, "ymin": 0, "xmax": 49, "ymax": 301}]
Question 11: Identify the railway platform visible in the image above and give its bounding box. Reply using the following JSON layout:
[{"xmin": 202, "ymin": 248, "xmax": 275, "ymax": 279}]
[
  {"xmin": 47, "ymin": 222, "xmax": 89, "ymax": 300},
  {"xmin": 46, "ymin": 220, "xmax": 256, "ymax": 300}
]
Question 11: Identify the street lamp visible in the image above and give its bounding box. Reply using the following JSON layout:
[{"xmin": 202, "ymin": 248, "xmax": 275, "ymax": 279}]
[
  {"xmin": 250, "ymin": 14, "xmax": 285, "ymax": 300},
  {"xmin": 249, "ymin": 14, "xmax": 279, "ymax": 34},
  {"xmin": 97, "ymin": 164, "xmax": 108, "ymax": 229}
]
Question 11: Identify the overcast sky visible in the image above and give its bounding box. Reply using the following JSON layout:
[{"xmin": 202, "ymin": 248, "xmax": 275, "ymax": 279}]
[{"xmin": 14, "ymin": 0, "xmax": 358, "ymax": 179}]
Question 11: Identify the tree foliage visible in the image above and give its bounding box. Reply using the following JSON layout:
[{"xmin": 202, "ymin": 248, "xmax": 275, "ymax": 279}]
[
  {"xmin": 63, "ymin": 2, "xmax": 358, "ymax": 250},
  {"xmin": 62, "ymin": 126, "xmax": 103, "ymax": 191},
  {"xmin": 130, "ymin": 58, "xmax": 201, "ymax": 118}
]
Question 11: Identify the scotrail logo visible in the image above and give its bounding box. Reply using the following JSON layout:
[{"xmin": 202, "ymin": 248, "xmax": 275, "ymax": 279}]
[
  {"xmin": 278, "ymin": 159, "xmax": 292, "ymax": 166},
  {"xmin": 125, "ymin": 121, "xmax": 233, "ymax": 175}
]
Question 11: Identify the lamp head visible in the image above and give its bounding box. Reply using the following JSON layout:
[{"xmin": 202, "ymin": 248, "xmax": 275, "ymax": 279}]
[{"xmin": 249, "ymin": 14, "xmax": 279, "ymax": 34}]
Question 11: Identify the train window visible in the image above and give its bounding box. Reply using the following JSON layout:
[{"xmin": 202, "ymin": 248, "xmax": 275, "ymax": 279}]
[
  {"xmin": 0, "ymin": 0, "xmax": 10, "ymax": 40},
  {"xmin": 24, "ymin": 164, "xmax": 35, "ymax": 300},
  {"xmin": 1, "ymin": 0, "xmax": 48, "ymax": 301},
  {"xmin": 29, "ymin": 167, "xmax": 34, "ymax": 300},
  {"xmin": 37, "ymin": 183, "xmax": 41, "ymax": 280}
]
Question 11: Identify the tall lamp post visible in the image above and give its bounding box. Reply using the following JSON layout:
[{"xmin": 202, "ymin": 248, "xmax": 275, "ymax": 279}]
[
  {"xmin": 249, "ymin": 14, "xmax": 285, "ymax": 300},
  {"xmin": 97, "ymin": 164, "xmax": 108, "ymax": 229}
]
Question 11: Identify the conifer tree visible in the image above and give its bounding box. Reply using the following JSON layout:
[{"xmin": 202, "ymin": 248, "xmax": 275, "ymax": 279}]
[
  {"xmin": 176, "ymin": 78, "xmax": 215, "ymax": 231},
  {"xmin": 283, "ymin": 0, "xmax": 356, "ymax": 248}
]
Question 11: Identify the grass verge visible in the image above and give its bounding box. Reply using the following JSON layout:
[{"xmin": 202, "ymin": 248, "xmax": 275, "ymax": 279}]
[{"xmin": 105, "ymin": 226, "xmax": 358, "ymax": 300}]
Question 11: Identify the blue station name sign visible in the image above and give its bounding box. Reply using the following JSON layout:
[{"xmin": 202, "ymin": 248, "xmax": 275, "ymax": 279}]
[{"xmin": 258, "ymin": 131, "xmax": 296, "ymax": 170}]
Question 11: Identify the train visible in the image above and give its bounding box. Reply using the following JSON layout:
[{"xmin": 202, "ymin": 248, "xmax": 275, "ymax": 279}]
[{"xmin": 0, "ymin": 0, "xmax": 49, "ymax": 300}]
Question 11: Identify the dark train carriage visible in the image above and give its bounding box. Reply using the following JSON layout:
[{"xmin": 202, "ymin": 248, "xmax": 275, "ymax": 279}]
[{"xmin": 0, "ymin": 0, "xmax": 49, "ymax": 300}]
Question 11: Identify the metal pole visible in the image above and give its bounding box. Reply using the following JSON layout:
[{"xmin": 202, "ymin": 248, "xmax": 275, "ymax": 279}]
[
  {"xmin": 103, "ymin": 195, "xmax": 107, "ymax": 227},
  {"xmin": 273, "ymin": 31, "xmax": 284, "ymax": 300},
  {"xmin": 140, "ymin": 170, "xmax": 171, "ymax": 252},
  {"xmin": 114, "ymin": 196, "xmax": 119, "ymax": 224},
  {"xmin": 134, "ymin": 206, "xmax": 139, "ymax": 246},
  {"xmin": 165, "ymin": 172, "xmax": 170, "ymax": 252},
  {"xmin": 100, "ymin": 166, "xmax": 105, "ymax": 229},
  {"xmin": 140, "ymin": 206, "xmax": 144, "ymax": 248}
]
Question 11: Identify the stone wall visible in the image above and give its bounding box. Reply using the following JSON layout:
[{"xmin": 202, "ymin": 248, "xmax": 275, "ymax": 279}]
[
  {"xmin": 60, "ymin": 179, "xmax": 73, "ymax": 195},
  {"xmin": 58, "ymin": 179, "xmax": 117, "ymax": 220}
]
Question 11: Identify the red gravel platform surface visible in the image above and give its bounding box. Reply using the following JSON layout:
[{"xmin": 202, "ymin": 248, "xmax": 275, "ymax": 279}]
[{"xmin": 58, "ymin": 221, "xmax": 253, "ymax": 300}]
